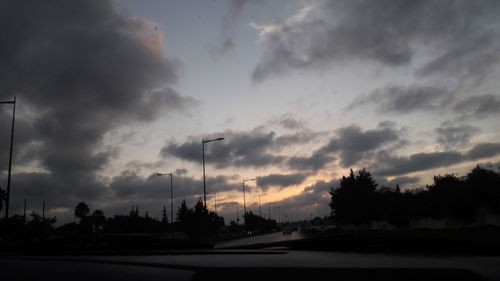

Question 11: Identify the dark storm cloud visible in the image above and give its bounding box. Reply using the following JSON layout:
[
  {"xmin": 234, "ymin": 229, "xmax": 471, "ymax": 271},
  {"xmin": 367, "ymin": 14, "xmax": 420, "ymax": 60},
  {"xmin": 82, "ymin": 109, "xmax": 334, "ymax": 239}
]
[
  {"xmin": 373, "ymin": 142, "xmax": 500, "ymax": 176},
  {"xmin": 252, "ymin": 0, "xmax": 500, "ymax": 83},
  {"xmin": 435, "ymin": 121, "xmax": 480, "ymax": 149},
  {"xmin": 347, "ymin": 85, "xmax": 452, "ymax": 114},
  {"xmin": 465, "ymin": 143, "xmax": 500, "ymax": 160},
  {"xmin": 452, "ymin": 94, "xmax": 500, "ymax": 119},
  {"xmin": 110, "ymin": 171, "xmax": 239, "ymax": 200},
  {"xmin": 318, "ymin": 123, "xmax": 403, "ymax": 167},
  {"xmin": 0, "ymin": 110, "xmax": 38, "ymax": 171},
  {"xmin": 0, "ymin": 0, "xmax": 194, "ymax": 211},
  {"xmin": 8, "ymin": 172, "xmax": 109, "ymax": 215},
  {"xmin": 256, "ymin": 173, "xmax": 308, "ymax": 191},
  {"xmin": 287, "ymin": 152, "xmax": 335, "ymax": 172},
  {"xmin": 160, "ymin": 128, "xmax": 321, "ymax": 169}
]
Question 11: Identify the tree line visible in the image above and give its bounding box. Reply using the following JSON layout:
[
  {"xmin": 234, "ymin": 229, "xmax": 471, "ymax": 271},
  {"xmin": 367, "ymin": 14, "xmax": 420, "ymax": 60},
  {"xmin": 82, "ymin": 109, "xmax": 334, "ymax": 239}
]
[{"xmin": 330, "ymin": 165, "xmax": 500, "ymax": 227}]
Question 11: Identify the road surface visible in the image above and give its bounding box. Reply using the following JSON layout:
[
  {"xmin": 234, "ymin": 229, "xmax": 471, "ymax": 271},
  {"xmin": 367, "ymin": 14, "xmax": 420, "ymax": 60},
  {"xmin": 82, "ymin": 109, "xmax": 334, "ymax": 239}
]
[{"xmin": 215, "ymin": 230, "xmax": 305, "ymax": 249}]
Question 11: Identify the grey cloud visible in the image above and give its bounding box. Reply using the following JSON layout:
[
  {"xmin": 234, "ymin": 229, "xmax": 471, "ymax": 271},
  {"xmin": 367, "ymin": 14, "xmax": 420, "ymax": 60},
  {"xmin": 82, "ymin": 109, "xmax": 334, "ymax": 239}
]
[
  {"xmin": 125, "ymin": 160, "xmax": 167, "ymax": 171},
  {"xmin": 348, "ymin": 85, "xmax": 452, "ymax": 114},
  {"xmin": 373, "ymin": 142, "xmax": 500, "ymax": 176},
  {"xmin": 416, "ymin": 33, "xmax": 500, "ymax": 84},
  {"xmin": 0, "ymin": 110, "xmax": 38, "ymax": 171},
  {"xmin": 252, "ymin": 0, "xmax": 500, "ymax": 83},
  {"xmin": 466, "ymin": 143, "xmax": 500, "ymax": 160},
  {"xmin": 175, "ymin": 168, "xmax": 188, "ymax": 175},
  {"xmin": 161, "ymin": 128, "xmax": 319, "ymax": 169},
  {"xmin": 0, "ymin": 0, "xmax": 193, "ymax": 212},
  {"xmin": 8, "ymin": 172, "xmax": 109, "ymax": 218},
  {"xmin": 256, "ymin": 173, "xmax": 308, "ymax": 191},
  {"xmin": 110, "ymin": 171, "xmax": 239, "ymax": 200},
  {"xmin": 435, "ymin": 121, "xmax": 480, "ymax": 149},
  {"xmin": 453, "ymin": 94, "xmax": 500, "ymax": 119},
  {"xmin": 319, "ymin": 123, "xmax": 403, "ymax": 167},
  {"xmin": 287, "ymin": 153, "xmax": 335, "ymax": 172},
  {"xmin": 287, "ymin": 123, "xmax": 403, "ymax": 170},
  {"xmin": 279, "ymin": 115, "xmax": 304, "ymax": 130}
]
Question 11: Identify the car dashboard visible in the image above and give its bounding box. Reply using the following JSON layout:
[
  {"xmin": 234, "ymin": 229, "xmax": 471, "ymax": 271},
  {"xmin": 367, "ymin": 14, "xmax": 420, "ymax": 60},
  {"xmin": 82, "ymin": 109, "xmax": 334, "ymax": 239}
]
[{"xmin": 2, "ymin": 250, "xmax": 499, "ymax": 281}]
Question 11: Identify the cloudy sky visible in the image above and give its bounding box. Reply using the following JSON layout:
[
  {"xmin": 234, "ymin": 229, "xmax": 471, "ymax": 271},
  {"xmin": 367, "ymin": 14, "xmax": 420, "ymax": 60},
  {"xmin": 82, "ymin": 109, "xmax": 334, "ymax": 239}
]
[{"xmin": 1, "ymin": 0, "xmax": 500, "ymax": 223}]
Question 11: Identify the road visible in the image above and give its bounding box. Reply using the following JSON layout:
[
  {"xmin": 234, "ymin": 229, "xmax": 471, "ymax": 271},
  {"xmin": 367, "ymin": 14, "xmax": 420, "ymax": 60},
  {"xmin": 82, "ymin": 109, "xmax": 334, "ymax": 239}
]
[{"xmin": 215, "ymin": 230, "xmax": 305, "ymax": 249}]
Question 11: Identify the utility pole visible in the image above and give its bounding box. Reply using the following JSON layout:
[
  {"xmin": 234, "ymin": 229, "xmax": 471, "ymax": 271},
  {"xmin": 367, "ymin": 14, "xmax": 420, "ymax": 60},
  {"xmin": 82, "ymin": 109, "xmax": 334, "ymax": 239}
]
[{"xmin": 1, "ymin": 97, "xmax": 16, "ymax": 219}]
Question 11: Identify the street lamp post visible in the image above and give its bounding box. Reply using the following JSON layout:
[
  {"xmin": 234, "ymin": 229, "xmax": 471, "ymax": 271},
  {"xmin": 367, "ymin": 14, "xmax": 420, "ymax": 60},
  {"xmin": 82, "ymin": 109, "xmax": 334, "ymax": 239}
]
[
  {"xmin": 235, "ymin": 202, "xmax": 239, "ymax": 223},
  {"xmin": 259, "ymin": 193, "xmax": 267, "ymax": 217},
  {"xmin": 202, "ymin": 137, "xmax": 224, "ymax": 208},
  {"xmin": 157, "ymin": 172, "xmax": 173, "ymax": 223},
  {"xmin": 1, "ymin": 97, "xmax": 15, "ymax": 219},
  {"xmin": 242, "ymin": 178, "xmax": 255, "ymax": 221}
]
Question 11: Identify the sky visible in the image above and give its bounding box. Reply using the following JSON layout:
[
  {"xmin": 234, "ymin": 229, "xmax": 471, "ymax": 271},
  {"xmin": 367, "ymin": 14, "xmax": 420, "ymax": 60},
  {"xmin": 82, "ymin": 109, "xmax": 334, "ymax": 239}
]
[{"xmin": 1, "ymin": 0, "xmax": 500, "ymax": 224}]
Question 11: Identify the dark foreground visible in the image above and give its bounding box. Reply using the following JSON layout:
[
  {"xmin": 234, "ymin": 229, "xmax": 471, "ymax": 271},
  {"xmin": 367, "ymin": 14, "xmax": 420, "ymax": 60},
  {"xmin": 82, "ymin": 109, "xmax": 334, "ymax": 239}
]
[
  {"xmin": 1, "ymin": 250, "xmax": 499, "ymax": 281},
  {"xmin": 1, "ymin": 227, "xmax": 500, "ymax": 256}
]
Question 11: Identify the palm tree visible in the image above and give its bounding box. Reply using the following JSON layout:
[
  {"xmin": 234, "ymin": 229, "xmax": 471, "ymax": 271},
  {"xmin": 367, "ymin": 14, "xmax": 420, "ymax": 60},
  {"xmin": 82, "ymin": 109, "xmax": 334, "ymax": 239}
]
[{"xmin": 74, "ymin": 201, "xmax": 90, "ymax": 223}]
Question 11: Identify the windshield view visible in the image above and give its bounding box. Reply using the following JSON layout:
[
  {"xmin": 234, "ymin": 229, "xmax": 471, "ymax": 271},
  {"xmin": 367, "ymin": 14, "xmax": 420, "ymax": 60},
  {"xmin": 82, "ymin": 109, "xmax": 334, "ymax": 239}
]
[{"xmin": 1, "ymin": 0, "xmax": 500, "ymax": 280}]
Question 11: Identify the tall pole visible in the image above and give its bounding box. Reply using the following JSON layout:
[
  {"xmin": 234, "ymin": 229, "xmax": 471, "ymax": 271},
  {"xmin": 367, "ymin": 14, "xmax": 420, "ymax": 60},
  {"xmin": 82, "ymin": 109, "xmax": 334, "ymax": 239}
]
[
  {"xmin": 170, "ymin": 173, "xmax": 173, "ymax": 223},
  {"xmin": 157, "ymin": 172, "xmax": 173, "ymax": 223},
  {"xmin": 259, "ymin": 195, "xmax": 261, "ymax": 217},
  {"xmin": 236, "ymin": 203, "xmax": 239, "ymax": 223},
  {"xmin": 2, "ymin": 97, "xmax": 15, "ymax": 219},
  {"xmin": 42, "ymin": 200, "xmax": 45, "ymax": 221},
  {"xmin": 201, "ymin": 137, "xmax": 224, "ymax": 208},
  {"xmin": 242, "ymin": 181, "xmax": 246, "ymax": 216},
  {"xmin": 214, "ymin": 192, "xmax": 217, "ymax": 214},
  {"xmin": 242, "ymin": 178, "xmax": 255, "ymax": 224},
  {"xmin": 202, "ymin": 139, "xmax": 206, "ymax": 207}
]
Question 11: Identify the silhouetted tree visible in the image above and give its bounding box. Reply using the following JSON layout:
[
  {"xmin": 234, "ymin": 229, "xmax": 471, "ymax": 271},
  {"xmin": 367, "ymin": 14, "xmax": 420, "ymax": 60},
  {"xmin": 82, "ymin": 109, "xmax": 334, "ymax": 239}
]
[
  {"xmin": 244, "ymin": 211, "xmax": 277, "ymax": 233},
  {"xmin": 0, "ymin": 187, "xmax": 6, "ymax": 214},
  {"xmin": 330, "ymin": 169, "xmax": 377, "ymax": 225},
  {"xmin": 162, "ymin": 205, "xmax": 168, "ymax": 224},
  {"xmin": 74, "ymin": 202, "xmax": 90, "ymax": 223},
  {"xmin": 176, "ymin": 200, "xmax": 192, "ymax": 224},
  {"xmin": 90, "ymin": 210, "xmax": 106, "ymax": 231},
  {"xmin": 466, "ymin": 165, "xmax": 500, "ymax": 215},
  {"xmin": 329, "ymin": 165, "xmax": 500, "ymax": 227},
  {"xmin": 176, "ymin": 198, "xmax": 224, "ymax": 237}
]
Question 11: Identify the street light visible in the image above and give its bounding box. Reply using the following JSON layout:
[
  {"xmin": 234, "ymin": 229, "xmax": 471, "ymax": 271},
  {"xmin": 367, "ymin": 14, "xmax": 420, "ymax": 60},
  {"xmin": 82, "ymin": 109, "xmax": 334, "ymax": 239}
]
[
  {"xmin": 157, "ymin": 172, "xmax": 173, "ymax": 223},
  {"xmin": 259, "ymin": 193, "xmax": 267, "ymax": 217},
  {"xmin": 235, "ymin": 202, "xmax": 240, "ymax": 223},
  {"xmin": 242, "ymin": 178, "xmax": 255, "ymax": 220},
  {"xmin": 1, "ymin": 97, "xmax": 15, "ymax": 219},
  {"xmin": 202, "ymin": 137, "xmax": 224, "ymax": 207}
]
